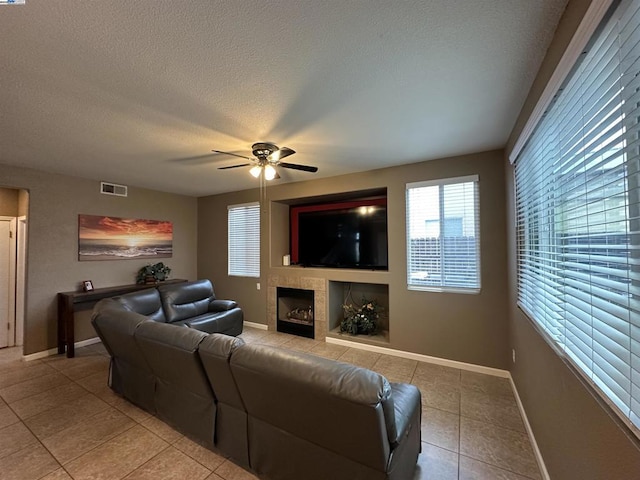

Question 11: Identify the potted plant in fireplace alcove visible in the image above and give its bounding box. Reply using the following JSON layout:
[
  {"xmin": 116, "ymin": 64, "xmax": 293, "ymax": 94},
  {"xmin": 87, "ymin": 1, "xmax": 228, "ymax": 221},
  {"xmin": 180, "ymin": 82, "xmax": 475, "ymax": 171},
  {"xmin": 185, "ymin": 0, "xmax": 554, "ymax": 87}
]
[{"xmin": 340, "ymin": 297, "xmax": 382, "ymax": 335}]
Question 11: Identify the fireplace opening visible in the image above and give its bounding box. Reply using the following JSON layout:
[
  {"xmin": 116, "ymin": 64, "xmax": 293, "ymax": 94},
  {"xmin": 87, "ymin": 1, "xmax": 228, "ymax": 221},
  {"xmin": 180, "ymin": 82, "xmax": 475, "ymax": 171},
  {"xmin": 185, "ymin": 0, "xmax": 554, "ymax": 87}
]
[{"xmin": 277, "ymin": 287, "xmax": 314, "ymax": 339}]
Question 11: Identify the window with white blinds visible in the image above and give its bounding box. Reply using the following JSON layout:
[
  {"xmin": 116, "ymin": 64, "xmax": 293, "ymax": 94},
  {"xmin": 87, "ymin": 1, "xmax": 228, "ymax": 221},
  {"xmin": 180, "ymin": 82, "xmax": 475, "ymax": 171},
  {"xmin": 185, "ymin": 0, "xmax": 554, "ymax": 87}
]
[
  {"xmin": 228, "ymin": 202, "xmax": 260, "ymax": 278},
  {"xmin": 515, "ymin": 0, "xmax": 640, "ymax": 435},
  {"xmin": 406, "ymin": 176, "xmax": 480, "ymax": 292}
]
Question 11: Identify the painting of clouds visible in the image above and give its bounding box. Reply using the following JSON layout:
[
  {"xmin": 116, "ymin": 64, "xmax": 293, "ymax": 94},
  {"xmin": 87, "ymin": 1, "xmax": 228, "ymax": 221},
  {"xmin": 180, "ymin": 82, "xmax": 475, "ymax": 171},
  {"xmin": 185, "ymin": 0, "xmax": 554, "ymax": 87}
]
[{"xmin": 78, "ymin": 214, "xmax": 173, "ymax": 261}]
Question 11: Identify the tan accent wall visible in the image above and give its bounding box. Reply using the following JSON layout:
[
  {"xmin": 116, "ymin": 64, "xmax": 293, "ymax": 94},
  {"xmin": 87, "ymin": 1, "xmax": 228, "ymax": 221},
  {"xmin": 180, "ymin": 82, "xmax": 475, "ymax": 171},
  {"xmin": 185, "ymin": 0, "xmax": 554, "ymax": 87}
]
[
  {"xmin": 506, "ymin": 0, "xmax": 640, "ymax": 477},
  {"xmin": 0, "ymin": 163, "xmax": 198, "ymax": 355},
  {"xmin": 199, "ymin": 149, "xmax": 509, "ymax": 369}
]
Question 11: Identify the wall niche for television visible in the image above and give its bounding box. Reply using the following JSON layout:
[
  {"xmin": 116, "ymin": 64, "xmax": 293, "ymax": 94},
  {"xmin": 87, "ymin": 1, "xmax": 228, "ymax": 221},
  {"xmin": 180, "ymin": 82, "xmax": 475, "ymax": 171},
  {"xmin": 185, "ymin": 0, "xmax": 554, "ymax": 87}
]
[{"xmin": 290, "ymin": 189, "xmax": 388, "ymax": 271}]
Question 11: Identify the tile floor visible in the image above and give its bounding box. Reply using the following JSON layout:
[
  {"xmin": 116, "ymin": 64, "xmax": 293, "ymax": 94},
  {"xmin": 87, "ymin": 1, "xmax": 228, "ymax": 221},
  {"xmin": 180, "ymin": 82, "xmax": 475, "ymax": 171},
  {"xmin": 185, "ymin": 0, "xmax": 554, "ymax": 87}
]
[{"xmin": 0, "ymin": 327, "xmax": 542, "ymax": 480}]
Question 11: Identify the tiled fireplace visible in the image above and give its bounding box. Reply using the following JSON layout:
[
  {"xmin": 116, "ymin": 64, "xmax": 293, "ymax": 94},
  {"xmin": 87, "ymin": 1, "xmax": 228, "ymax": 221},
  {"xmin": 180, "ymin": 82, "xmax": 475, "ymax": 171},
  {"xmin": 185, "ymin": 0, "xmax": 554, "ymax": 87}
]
[{"xmin": 268, "ymin": 275, "xmax": 326, "ymax": 341}]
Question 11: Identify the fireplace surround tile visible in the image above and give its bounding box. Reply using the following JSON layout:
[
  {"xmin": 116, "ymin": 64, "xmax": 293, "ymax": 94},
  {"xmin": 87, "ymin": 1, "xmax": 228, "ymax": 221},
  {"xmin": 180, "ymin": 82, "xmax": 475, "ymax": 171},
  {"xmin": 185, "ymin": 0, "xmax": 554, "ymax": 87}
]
[{"xmin": 268, "ymin": 275, "xmax": 327, "ymax": 340}]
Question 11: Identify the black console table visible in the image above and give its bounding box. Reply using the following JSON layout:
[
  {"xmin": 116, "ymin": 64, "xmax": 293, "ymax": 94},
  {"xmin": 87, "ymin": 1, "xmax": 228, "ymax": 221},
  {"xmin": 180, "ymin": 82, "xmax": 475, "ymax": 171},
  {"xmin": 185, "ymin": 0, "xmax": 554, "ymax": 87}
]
[{"xmin": 57, "ymin": 279, "xmax": 186, "ymax": 358}]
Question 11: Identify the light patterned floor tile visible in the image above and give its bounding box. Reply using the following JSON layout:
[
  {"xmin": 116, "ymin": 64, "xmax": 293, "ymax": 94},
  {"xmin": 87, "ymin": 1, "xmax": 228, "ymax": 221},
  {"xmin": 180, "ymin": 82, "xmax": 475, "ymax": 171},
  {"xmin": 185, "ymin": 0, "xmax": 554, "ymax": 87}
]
[
  {"xmin": 64, "ymin": 424, "xmax": 168, "ymax": 479},
  {"xmin": 42, "ymin": 407, "xmax": 136, "ymax": 464},
  {"xmin": 0, "ymin": 443, "xmax": 60, "ymax": 480},
  {"xmin": 413, "ymin": 377, "xmax": 461, "ymax": 414},
  {"xmin": 173, "ymin": 435, "xmax": 226, "ymax": 471},
  {"xmin": 461, "ymin": 389, "xmax": 525, "ymax": 433},
  {"xmin": 0, "ymin": 421, "xmax": 38, "ymax": 459},
  {"xmin": 337, "ymin": 348, "xmax": 381, "ymax": 369},
  {"xmin": 308, "ymin": 342, "xmax": 349, "ymax": 360},
  {"xmin": 124, "ymin": 446, "xmax": 211, "ymax": 480},
  {"xmin": 25, "ymin": 392, "xmax": 109, "ymax": 439},
  {"xmin": 214, "ymin": 459, "xmax": 259, "ymax": 480},
  {"xmin": 459, "ymin": 455, "xmax": 536, "ymax": 480},
  {"xmin": 0, "ymin": 361, "xmax": 56, "ymax": 389},
  {"xmin": 9, "ymin": 382, "xmax": 87, "ymax": 419},
  {"xmin": 0, "ymin": 371, "xmax": 71, "ymax": 403},
  {"xmin": 421, "ymin": 406, "xmax": 460, "ymax": 453},
  {"xmin": 0, "ymin": 401, "xmax": 20, "ymax": 429},
  {"xmin": 413, "ymin": 442, "xmax": 458, "ymax": 480},
  {"xmin": 460, "ymin": 417, "xmax": 540, "ymax": 480}
]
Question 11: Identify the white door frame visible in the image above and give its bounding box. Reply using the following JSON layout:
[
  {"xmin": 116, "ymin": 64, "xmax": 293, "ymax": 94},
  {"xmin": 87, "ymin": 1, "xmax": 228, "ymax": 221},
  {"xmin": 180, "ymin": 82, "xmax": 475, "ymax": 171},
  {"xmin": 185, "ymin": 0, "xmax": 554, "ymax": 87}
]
[{"xmin": 16, "ymin": 216, "xmax": 26, "ymax": 347}]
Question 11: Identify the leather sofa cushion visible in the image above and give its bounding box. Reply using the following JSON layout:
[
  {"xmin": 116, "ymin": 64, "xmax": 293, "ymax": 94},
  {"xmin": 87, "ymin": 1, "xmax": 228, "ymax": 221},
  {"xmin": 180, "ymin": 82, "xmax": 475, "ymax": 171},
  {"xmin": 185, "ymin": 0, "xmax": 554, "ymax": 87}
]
[
  {"xmin": 199, "ymin": 334, "xmax": 246, "ymax": 408},
  {"xmin": 90, "ymin": 308, "xmax": 156, "ymax": 412},
  {"xmin": 230, "ymin": 343, "xmax": 393, "ymax": 471},
  {"xmin": 210, "ymin": 299, "xmax": 238, "ymax": 312},
  {"xmin": 135, "ymin": 321, "xmax": 211, "ymax": 397},
  {"xmin": 109, "ymin": 288, "xmax": 166, "ymax": 322},
  {"xmin": 185, "ymin": 309, "xmax": 242, "ymax": 335},
  {"xmin": 159, "ymin": 279, "xmax": 215, "ymax": 323},
  {"xmin": 134, "ymin": 320, "xmax": 216, "ymax": 444},
  {"xmin": 388, "ymin": 382, "xmax": 421, "ymax": 447}
]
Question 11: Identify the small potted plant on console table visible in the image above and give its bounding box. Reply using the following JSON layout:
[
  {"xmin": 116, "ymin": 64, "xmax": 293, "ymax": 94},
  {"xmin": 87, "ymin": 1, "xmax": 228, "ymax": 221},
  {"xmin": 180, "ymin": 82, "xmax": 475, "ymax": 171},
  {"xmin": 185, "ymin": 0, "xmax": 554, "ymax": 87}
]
[{"xmin": 136, "ymin": 262, "xmax": 171, "ymax": 285}]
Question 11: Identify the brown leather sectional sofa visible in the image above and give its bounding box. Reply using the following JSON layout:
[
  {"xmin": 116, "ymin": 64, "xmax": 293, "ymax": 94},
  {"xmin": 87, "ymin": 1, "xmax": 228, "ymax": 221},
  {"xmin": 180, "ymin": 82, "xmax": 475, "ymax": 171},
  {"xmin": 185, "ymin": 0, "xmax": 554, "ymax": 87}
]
[{"xmin": 91, "ymin": 292, "xmax": 422, "ymax": 480}]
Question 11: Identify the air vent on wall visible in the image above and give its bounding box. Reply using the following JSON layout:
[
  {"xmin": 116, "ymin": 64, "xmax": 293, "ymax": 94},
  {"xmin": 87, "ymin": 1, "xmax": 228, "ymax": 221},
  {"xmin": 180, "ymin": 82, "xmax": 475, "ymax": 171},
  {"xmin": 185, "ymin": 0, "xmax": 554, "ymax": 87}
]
[{"xmin": 100, "ymin": 182, "xmax": 128, "ymax": 197}]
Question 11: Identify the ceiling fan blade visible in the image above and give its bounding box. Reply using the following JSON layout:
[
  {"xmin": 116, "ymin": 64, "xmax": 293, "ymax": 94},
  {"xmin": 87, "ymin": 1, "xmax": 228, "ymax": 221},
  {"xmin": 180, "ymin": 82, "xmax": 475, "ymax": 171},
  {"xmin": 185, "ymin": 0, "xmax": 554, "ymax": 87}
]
[
  {"xmin": 212, "ymin": 150, "xmax": 253, "ymax": 161},
  {"xmin": 278, "ymin": 147, "xmax": 296, "ymax": 160},
  {"xmin": 218, "ymin": 163, "xmax": 251, "ymax": 170},
  {"xmin": 269, "ymin": 147, "xmax": 296, "ymax": 162},
  {"xmin": 279, "ymin": 162, "xmax": 318, "ymax": 173}
]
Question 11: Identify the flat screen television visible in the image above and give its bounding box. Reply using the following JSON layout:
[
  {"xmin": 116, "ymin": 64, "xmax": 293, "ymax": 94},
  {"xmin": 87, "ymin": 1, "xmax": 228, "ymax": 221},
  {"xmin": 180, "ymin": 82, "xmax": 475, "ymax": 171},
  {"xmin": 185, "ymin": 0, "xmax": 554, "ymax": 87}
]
[{"xmin": 291, "ymin": 198, "xmax": 388, "ymax": 270}]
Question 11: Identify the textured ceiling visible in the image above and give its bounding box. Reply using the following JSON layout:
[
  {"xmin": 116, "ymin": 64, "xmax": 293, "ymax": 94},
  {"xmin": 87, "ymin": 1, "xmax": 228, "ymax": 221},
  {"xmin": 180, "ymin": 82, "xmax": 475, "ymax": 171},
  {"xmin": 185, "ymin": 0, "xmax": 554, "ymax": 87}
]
[{"xmin": 0, "ymin": 0, "xmax": 568, "ymax": 197}]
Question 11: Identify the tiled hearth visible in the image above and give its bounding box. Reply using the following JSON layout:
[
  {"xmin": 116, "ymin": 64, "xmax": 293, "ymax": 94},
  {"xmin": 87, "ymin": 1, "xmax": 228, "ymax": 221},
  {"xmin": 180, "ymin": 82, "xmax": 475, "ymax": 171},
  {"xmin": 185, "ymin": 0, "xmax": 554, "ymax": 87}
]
[{"xmin": 267, "ymin": 275, "xmax": 326, "ymax": 340}]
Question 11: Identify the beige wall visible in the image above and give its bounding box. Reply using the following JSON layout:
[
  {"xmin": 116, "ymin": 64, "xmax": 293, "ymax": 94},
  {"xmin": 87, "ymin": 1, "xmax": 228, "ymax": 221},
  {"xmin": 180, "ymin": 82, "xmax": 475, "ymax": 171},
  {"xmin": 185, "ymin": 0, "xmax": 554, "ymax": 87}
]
[
  {"xmin": 18, "ymin": 189, "xmax": 28, "ymax": 217},
  {"xmin": 506, "ymin": 0, "xmax": 640, "ymax": 477},
  {"xmin": 0, "ymin": 187, "xmax": 18, "ymax": 216},
  {"xmin": 0, "ymin": 163, "xmax": 198, "ymax": 355},
  {"xmin": 199, "ymin": 149, "xmax": 509, "ymax": 369}
]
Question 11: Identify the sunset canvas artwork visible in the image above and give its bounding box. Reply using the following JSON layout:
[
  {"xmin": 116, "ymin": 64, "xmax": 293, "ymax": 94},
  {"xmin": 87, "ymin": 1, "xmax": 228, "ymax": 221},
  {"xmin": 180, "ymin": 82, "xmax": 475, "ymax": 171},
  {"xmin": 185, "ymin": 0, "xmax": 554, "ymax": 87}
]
[{"xmin": 78, "ymin": 214, "xmax": 173, "ymax": 261}]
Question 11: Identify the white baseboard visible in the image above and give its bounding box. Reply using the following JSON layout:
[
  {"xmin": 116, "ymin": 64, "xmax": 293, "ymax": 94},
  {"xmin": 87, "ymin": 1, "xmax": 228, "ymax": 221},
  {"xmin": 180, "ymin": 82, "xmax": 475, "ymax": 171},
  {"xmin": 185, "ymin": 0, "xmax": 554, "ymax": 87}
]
[
  {"xmin": 23, "ymin": 337, "xmax": 102, "ymax": 362},
  {"xmin": 244, "ymin": 321, "xmax": 268, "ymax": 330},
  {"xmin": 325, "ymin": 336, "xmax": 509, "ymax": 378},
  {"xmin": 509, "ymin": 375, "xmax": 550, "ymax": 480}
]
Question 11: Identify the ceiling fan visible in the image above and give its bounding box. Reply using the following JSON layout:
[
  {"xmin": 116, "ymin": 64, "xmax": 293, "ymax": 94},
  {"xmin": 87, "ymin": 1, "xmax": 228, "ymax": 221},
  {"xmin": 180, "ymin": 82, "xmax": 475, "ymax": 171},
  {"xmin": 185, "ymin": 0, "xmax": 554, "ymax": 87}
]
[{"xmin": 215, "ymin": 142, "xmax": 318, "ymax": 181}]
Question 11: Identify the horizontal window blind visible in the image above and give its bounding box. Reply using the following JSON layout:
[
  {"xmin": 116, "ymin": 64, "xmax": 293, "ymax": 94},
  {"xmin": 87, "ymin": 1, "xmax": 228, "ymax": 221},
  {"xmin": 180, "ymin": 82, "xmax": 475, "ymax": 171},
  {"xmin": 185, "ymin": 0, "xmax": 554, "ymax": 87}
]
[
  {"xmin": 406, "ymin": 175, "xmax": 480, "ymax": 292},
  {"xmin": 515, "ymin": 0, "xmax": 640, "ymax": 435},
  {"xmin": 228, "ymin": 202, "xmax": 260, "ymax": 278}
]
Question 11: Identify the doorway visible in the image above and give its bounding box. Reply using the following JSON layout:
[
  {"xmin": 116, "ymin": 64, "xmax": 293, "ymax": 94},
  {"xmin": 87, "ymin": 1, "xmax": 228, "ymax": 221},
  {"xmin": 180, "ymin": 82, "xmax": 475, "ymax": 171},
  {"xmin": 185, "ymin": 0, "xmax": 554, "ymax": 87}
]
[{"xmin": 0, "ymin": 188, "xmax": 28, "ymax": 349}]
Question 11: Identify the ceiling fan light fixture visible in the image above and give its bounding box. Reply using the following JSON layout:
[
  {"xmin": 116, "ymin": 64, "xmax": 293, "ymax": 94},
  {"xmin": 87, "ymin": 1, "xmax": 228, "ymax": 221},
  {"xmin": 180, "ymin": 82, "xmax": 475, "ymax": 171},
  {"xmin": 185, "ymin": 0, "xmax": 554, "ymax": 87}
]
[
  {"xmin": 216, "ymin": 142, "xmax": 316, "ymax": 179},
  {"xmin": 264, "ymin": 164, "xmax": 277, "ymax": 181},
  {"xmin": 249, "ymin": 165, "xmax": 262, "ymax": 178}
]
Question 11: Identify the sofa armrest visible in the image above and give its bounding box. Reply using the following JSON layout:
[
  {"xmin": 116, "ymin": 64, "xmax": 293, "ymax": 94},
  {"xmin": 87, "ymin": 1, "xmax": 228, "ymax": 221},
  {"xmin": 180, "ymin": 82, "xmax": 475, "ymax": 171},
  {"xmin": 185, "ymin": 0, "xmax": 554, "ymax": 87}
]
[
  {"xmin": 209, "ymin": 299, "xmax": 238, "ymax": 312},
  {"xmin": 388, "ymin": 382, "xmax": 421, "ymax": 448}
]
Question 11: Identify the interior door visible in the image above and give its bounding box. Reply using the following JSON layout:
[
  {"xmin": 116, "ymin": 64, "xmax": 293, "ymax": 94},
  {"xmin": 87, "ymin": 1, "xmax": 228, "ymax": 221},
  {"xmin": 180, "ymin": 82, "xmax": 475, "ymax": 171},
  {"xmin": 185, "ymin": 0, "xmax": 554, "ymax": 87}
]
[{"xmin": 0, "ymin": 219, "xmax": 11, "ymax": 348}]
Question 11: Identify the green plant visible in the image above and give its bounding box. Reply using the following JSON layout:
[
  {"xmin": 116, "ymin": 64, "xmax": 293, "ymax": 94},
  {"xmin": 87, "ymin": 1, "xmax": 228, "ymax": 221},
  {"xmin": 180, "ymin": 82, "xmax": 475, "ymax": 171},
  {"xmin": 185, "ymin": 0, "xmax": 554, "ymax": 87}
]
[
  {"xmin": 340, "ymin": 297, "xmax": 381, "ymax": 335},
  {"xmin": 136, "ymin": 262, "xmax": 171, "ymax": 284}
]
